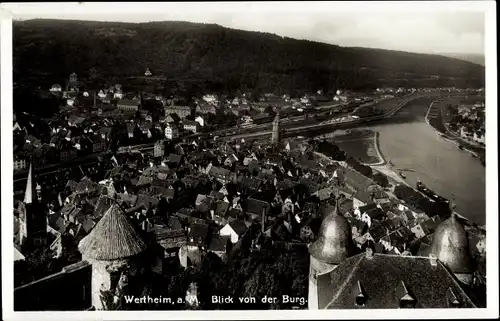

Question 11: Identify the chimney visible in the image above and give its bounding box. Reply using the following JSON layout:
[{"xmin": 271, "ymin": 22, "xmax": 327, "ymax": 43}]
[{"xmin": 429, "ymin": 253, "xmax": 438, "ymax": 266}]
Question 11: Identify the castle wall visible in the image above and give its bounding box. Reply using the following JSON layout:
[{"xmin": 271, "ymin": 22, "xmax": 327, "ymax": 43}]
[
  {"xmin": 14, "ymin": 261, "xmax": 92, "ymax": 311},
  {"xmin": 87, "ymin": 258, "xmax": 136, "ymax": 310},
  {"xmin": 308, "ymin": 255, "xmax": 337, "ymax": 310}
]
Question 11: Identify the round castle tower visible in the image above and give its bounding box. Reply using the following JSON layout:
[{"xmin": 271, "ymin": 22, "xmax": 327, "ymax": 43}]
[
  {"xmin": 428, "ymin": 213, "xmax": 474, "ymax": 286},
  {"xmin": 78, "ymin": 202, "xmax": 148, "ymax": 310},
  {"xmin": 308, "ymin": 204, "xmax": 354, "ymax": 310}
]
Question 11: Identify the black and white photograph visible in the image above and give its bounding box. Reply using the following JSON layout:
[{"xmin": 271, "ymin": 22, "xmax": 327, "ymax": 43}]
[{"xmin": 1, "ymin": 1, "xmax": 497, "ymax": 320}]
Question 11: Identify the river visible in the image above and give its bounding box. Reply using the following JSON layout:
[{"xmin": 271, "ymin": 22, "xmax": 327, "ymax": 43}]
[{"xmin": 365, "ymin": 97, "xmax": 486, "ymax": 225}]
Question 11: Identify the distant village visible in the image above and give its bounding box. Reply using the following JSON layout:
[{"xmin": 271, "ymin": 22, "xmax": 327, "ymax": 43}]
[
  {"xmin": 13, "ymin": 71, "xmax": 483, "ymax": 173},
  {"xmin": 445, "ymin": 99, "xmax": 486, "ymax": 145},
  {"xmin": 12, "ymin": 72, "xmax": 487, "ymax": 311}
]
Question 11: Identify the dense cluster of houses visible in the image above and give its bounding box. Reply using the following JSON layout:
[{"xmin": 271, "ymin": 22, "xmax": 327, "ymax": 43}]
[
  {"xmin": 14, "ymin": 133, "xmax": 486, "ymax": 274},
  {"xmin": 453, "ymin": 101, "xmax": 486, "ymax": 144}
]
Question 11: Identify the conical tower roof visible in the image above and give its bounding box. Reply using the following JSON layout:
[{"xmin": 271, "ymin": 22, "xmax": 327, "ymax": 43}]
[
  {"xmin": 429, "ymin": 213, "xmax": 473, "ymax": 273},
  {"xmin": 78, "ymin": 202, "xmax": 147, "ymax": 261},
  {"xmin": 309, "ymin": 203, "xmax": 353, "ymax": 264},
  {"xmin": 24, "ymin": 163, "xmax": 38, "ymax": 204}
]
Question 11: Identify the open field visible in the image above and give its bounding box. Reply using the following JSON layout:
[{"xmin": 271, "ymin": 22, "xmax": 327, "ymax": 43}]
[{"xmin": 331, "ymin": 129, "xmax": 383, "ymax": 165}]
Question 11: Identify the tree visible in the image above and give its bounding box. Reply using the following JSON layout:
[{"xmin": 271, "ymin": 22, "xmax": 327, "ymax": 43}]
[
  {"xmin": 264, "ymin": 105, "xmax": 276, "ymax": 117},
  {"xmin": 14, "ymin": 248, "xmax": 63, "ymax": 288},
  {"xmin": 372, "ymin": 172, "xmax": 389, "ymax": 187}
]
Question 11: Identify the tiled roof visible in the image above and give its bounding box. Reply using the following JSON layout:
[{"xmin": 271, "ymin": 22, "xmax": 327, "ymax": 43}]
[
  {"xmin": 215, "ymin": 201, "xmax": 230, "ymax": 216},
  {"xmin": 240, "ymin": 176, "xmax": 262, "ymax": 191},
  {"xmin": 368, "ymin": 224, "xmax": 388, "ymax": 242},
  {"xmin": 78, "ymin": 203, "xmax": 147, "ymax": 261},
  {"xmin": 117, "ymin": 99, "xmax": 139, "ymax": 107},
  {"xmin": 188, "ymin": 223, "xmax": 210, "ymax": 242},
  {"xmin": 341, "ymin": 167, "xmax": 375, "ymax": 190},
  {"xmin": 208, "ymin": 235, "xmax": 230, "ymax": 252},
  {"xmin": 242, "ymin": 197, "xmax": 270, "ymax": 216},
  {"xmin": 318, "ymin": 253, "xmax": 476, "ymax": 309},
  {"xmin": 314, "ymin": 186, "xmax": 336, "ymax": 201},
  {"xmin": 364, "ymin": 207, "xmax": 385, "ymax": 220},
  {"xmin": 168, "ymin": 153, "xmax": 183, "ymax": 164},
  {"xmin": 228, "ymin": 219, "xmax": 249, "ymax": 236}
]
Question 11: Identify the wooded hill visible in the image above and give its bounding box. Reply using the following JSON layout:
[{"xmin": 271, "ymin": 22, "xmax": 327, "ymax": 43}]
[{"xmin": 13, "ymin": 19, "xmax": 485, "ymax": 94}]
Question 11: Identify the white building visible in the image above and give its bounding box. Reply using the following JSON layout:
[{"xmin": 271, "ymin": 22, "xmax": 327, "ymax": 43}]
[
  {"xmin": 14, "ymin": 157, "xmax": 27, "ymax": 171},
  {"xmin": 183, "ymin": 120, "xmax": 199, "ymax": 134},
  {"xmin": 50, "ymin": 84, "xmax": 62, "ymax": 93},
  {"xmin": 165, "ymin": 123, "xmax": 179, "ymax": 140},
  {"xmin": 195, "ymin": 116, "xmax": 205, "ymax": 127},
  {"xmin": 473, "ymin": 132, "xmax": 485, "ymax": 144},
  {"xmin": 113, "ymin": 91, "xmax": 124, "ymax": 100},
  {"xmin": 202, "ymin": 94, "xmax": 217, "ymax": 104},
  {"xmin": 219, "ymin": 220, "xmax": 248, "ymax": 244}
]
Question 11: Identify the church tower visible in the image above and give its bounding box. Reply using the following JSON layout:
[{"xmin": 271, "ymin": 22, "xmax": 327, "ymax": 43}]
[
  {"xmin": 308, "ymin": 204, "xmax": 353, "ymax": 310},
  {"xmin": 18, "ymin": 163, "xmax": 47, "ymax": 251},
  {"xmin": 271, "ymin": 113, "xmax": 280, "ymax": 144}
]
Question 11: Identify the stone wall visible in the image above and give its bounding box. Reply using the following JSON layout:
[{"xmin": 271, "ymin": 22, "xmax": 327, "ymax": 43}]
[{"xmin": 14, "ymin": 261, "xmax": 92, "ymax": 311}]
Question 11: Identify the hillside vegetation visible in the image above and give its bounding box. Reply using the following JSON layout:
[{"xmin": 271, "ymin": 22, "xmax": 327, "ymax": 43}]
[{"xmin": 13, "ymin": 19, "xmax": 485, "ymax": 93}]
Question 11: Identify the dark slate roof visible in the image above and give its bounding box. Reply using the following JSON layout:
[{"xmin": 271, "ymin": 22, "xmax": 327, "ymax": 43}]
[
  {"xmin": 167, "ymin": 216, "xmax": 183, "ymax": 230},
  {"xmin": 368, "ymin": 224, "xmax": 388, "ymax": 242},
  {"xmin": 373, "ymin": 190, "xmax": 390, "ymax": 199},
  {"xmin": 240, "ymin": 176, "xmax": 262, "ymax": 191},
  {"xmin": 227, "ymin": 208, "xmax": 243, "ymax": 219},
  {"xmin": 215, "ymin": 201, "xmax": 230, "ymax": 216},
  {"xmin": 359, "ymin": 203, "xmax": 379, "ymax": 214},
  {"xmin": 364, "ymin": 207, "xmax": 386, "ymax": 220},
  {"xmin": 117, "ymin": 99, "xmax": 139, "ymax": 107},
  {"xmin": 301, "ymin": 216, "xmax": 322, "ymax": 234},
  {"xmin": 156, "ymin": 229, "xmax": 186, "ymax": 249},
  {"xmin": 347, "ymin": 217, "xmax": 368, "ymax": 235},
  {"xmin": 188, "ymin": 223, "xmax": 210, "ymax": 240},
  {"xmin": 168, "ymin": 153, "xmax": 183, "ymax": 165},
  {"xmin": 354, "ymin": 189, "xmax": 373, "ymax": 205},
  {"xmin": 208, "ymin": 235, "xmax": 230, "ymax": 252},
  {"xmin": 318, "ymin": 253, "xmax": 476, "ymax": 309},
  {"xmin": 209, "ymin": 166, "xmax": 231, "ymax": 179},
  {"xmin": 210, "ymin": 190, "xmax": 225, "ymax": 200},
  {"xmin": 341, "ymin": 167, "xmax": 375, "ymax": 190},
  {"xmin": 242, "ymin": 197, "xmax": 270, "ymax": 216},
  {"xmin": 228, "ymin": 219, "xmax": 249, "ymax": 236}
]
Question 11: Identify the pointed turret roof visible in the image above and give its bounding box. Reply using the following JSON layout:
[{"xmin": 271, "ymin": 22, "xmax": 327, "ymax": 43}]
[
  {"xmin": 78, "ymin": 201, "xmax": 147, "ymax": 261},
  {"xmin": 429, "ymin": 213, "xmax": 473, "ymax": 274},
  {"xmin": 24, "ymin": 163, "xmax": 36, "ymax": 204}
]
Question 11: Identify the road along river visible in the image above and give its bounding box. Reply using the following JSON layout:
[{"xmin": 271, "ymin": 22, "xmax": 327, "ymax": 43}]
[{"xmin": 365, "ymin": 97, "xmax": 486, "ymax": 225}]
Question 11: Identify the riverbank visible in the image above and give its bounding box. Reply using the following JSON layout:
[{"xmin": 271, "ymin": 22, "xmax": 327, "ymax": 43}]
[
  {"xmin": 371, "ymin": 98, "xmax": 484, "ymax": 224},
  {"xmin": 425, "ymin": 99, "xmax": 485, "ymax": 161}
]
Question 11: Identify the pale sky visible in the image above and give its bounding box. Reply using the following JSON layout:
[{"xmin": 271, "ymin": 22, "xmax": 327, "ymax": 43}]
[{"xmin": 5, "ymin": 2, "xmax": 487, "ymax": 55}]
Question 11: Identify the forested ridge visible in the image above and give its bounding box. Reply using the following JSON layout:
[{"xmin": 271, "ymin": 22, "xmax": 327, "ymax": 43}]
[{"xmin": 14, "ymin": 19, "xmax": 485, "ymax": 93}]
